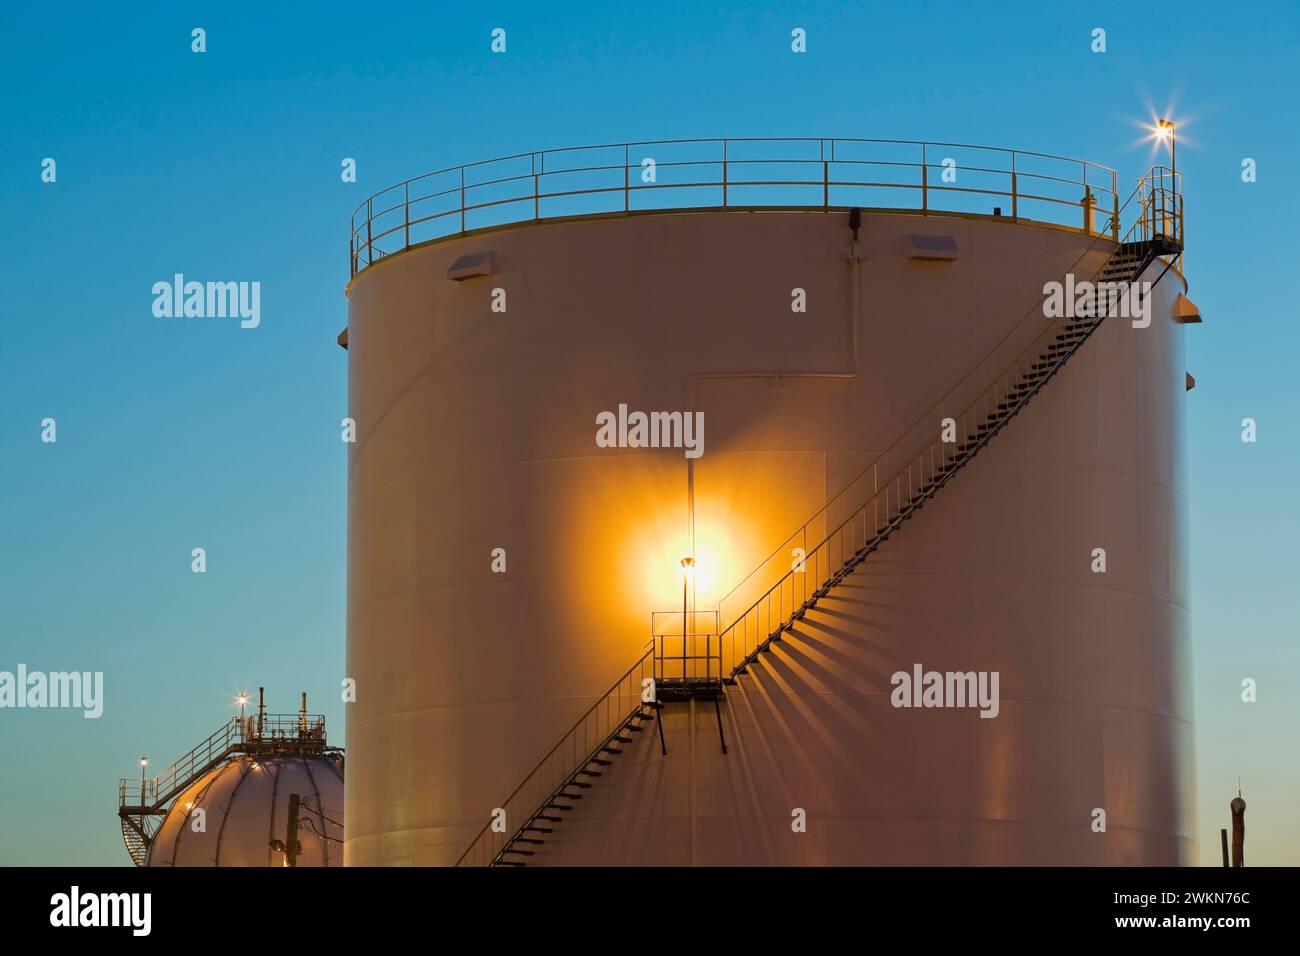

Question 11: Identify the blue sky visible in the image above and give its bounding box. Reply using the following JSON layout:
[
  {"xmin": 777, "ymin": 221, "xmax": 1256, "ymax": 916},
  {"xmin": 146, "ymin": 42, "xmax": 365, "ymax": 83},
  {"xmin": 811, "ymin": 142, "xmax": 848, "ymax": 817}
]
[{"xmin": 1, "ymin": 0, "xmax": 1297, "ymax": 865}]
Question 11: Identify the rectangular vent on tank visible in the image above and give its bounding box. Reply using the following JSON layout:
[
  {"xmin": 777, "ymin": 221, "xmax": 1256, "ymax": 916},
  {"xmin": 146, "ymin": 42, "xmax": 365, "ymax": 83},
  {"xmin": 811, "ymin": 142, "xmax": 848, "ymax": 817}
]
[
  {"xmin": 908, "ymin": 234, "xmax": 959, "ymax": 260},
  {"xmin": 447, "ymin": 251, "xmax": 495, "ymax": 280}
]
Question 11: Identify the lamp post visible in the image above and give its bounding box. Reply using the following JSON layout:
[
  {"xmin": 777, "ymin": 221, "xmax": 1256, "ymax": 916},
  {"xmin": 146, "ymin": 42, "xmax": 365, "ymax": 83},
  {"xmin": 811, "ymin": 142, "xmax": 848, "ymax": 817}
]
[
  {"xmin": 236, "ymin": 692, "xmax": 249, "ymax": 718},
  {"xmin": 1157, "ymin": 118, "xmax": 1176, "ymax": 183},
  {"xmin": 680, "ymin": 556, "xmax": 694, "ymax": 684},
  {"xmin": 139, "ymin": 755, "xmax": 148, "ymax": 804},
  {"xmin": 1158, "ymin": 119, "xmax": 1179, "ymax": 244}
]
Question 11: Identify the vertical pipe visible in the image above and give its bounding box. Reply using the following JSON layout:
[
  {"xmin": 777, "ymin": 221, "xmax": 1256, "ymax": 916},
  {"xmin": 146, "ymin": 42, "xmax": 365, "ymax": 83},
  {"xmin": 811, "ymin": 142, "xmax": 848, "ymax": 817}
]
[
  {"xmin": 1011, "ymin": 151, "xmax": 1018, "ymax": 221},
  {"xmin": 1170, "ymin": 128, "xmax": 1176, "ymax": 208},
  {"xmin": 1231, "ymin": 794, "xmax": 1246, "ymax": 867},
  {"xmin": 285, "ymin": 794, "xmax": 301, "ymax": 867}
]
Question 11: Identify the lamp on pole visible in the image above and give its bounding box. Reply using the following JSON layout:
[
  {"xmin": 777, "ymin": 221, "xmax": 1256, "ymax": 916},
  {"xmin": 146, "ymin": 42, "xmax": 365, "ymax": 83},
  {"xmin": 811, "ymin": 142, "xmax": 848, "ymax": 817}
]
[
  {"xmin": 138, "ymin": 755, "xmax": 148, "ymax": 803},
  {"xmin": 680, "ymin": 556, "xmax": 695, "ymax": 683},
  {"xmin": 1157, "ymin": 118, "xmax": 1176, "ymax": 181},
  {"xmin": 1154, "ymin": 119, "xmax": 1178, "ymax": 242}
]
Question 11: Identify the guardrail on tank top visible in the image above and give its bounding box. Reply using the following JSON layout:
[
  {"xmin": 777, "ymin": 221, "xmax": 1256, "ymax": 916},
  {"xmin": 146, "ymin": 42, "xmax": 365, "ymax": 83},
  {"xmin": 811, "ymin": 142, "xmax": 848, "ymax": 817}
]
[
  {"xmin": 118, "ymin": 713, "xmax": 329, "ymax": 810},
  {"xmin": 349, "ymin": 137, "xmax": 1120, "ymax": 277},
  {"xmin": 714, "ymin": 168, "xmax": 1181, "ymax": 677}
]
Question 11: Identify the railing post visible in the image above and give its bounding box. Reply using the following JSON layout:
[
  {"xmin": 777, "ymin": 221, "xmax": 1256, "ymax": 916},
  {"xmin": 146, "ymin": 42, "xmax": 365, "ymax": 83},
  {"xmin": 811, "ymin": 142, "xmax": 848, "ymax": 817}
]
[
  {"xmin": 921, "ymin": 143, "xmax": 928, "ymax": 214},
  {"xmin": 723, "ymin": 140, "xmax": 728, "ymax": 208},
  {"xmin": 822, "ymin": 139, "xmax": 829, "ymax": 209},
  {"xmin": 625, "ymin": 145, "xmax": 630, "ymax": 212},
  {"xmin": 460, "ymin": 168, "xmax": 466, "ymax": 234},
  {"xmin": 873, "ymin": 463, "xmax": 878, "ymax": 532},
  {"xmin": 404, "ymin": 183, "xmax": 410, "ymax": 250},
  {"xmin": 1112, "ymin": 170, "xmax": 1120, "ymax": 240},
  {"xmin": 366, "ymin": 197, "xmax": 373, "ymax": 267}
]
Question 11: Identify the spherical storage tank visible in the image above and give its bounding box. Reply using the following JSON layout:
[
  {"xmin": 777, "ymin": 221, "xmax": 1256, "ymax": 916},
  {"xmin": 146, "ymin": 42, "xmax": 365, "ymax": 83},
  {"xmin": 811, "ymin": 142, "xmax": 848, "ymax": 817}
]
[
  {"xmin": 119, "ymin": 696, "xmax": 346, "ymax": 867},
  {"xmin": 145, "ymin": 752, "xmax": 344, "ymax": 867},
  {"xmin": 343, "ymin": 138, "xmax": 1196, "ymax": 866}
]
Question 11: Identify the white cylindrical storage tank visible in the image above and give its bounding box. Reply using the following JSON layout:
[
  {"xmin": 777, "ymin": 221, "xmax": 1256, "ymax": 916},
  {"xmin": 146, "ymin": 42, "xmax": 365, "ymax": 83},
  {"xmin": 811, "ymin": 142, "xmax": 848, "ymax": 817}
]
[{"xmin": 343, "ymin": 139, "xmax": 1194, "ymax": 866}]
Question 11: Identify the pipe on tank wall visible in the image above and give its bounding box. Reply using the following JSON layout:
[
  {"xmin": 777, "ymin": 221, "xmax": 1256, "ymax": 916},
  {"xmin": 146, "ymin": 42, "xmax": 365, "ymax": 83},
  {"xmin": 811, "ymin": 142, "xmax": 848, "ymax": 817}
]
[{"xmin": 681, "ymin": 219, "xmax": 865, "ymax": 610}]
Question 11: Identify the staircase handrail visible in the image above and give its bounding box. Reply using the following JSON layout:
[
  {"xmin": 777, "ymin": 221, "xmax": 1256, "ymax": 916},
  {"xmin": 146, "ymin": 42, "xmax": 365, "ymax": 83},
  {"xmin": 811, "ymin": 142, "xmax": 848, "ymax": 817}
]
[{"xmin": 453, "ymin": 643, "xmax": 657, "ymax": 866}]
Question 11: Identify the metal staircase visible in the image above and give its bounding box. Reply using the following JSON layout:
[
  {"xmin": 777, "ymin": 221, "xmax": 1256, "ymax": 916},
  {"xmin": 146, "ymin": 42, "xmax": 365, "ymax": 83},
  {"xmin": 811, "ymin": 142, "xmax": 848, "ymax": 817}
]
[
  {"xmin": 455, "ymin": 166, "xmax": 1183, "ymax": 867},
  {"xmin": 454, "ymin": 649, "xmax": 661, "ymax": 866}
]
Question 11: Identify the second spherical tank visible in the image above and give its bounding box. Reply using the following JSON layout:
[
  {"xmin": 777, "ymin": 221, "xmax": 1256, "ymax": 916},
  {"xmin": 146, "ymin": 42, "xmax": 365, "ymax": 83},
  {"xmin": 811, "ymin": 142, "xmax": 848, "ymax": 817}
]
[{"xmin": 146, "ymin": 752, "xmax": 344, "ymax": 867}]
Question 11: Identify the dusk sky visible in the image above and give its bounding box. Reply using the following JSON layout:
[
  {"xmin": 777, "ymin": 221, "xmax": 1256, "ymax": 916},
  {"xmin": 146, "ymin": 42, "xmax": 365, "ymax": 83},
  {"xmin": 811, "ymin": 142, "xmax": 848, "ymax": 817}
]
[{"xmin": 1, "ymin": 0, "xmax": 1297, "ymax": 865}]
